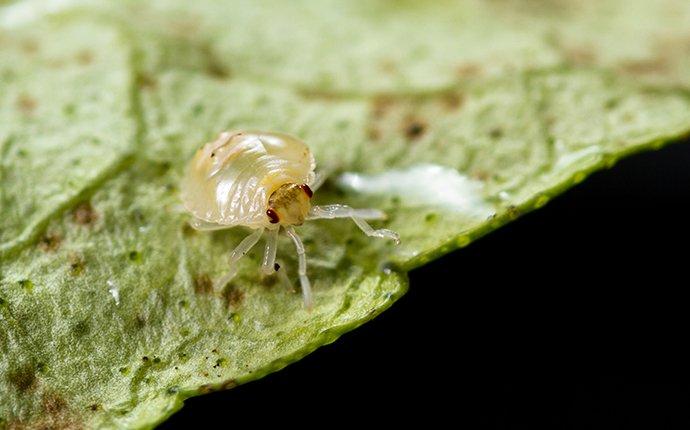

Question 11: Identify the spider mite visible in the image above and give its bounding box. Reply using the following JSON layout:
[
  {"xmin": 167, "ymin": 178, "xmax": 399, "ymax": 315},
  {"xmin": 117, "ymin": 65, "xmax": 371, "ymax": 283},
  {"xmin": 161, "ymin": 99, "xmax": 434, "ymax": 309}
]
[{"xmin": 181, "ymin": 130, "xmax": 399, "ymax": 309}]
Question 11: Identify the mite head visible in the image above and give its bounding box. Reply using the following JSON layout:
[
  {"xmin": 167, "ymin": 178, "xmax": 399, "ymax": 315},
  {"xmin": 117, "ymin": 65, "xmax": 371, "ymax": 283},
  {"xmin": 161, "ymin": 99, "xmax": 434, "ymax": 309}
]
[{"xmin": 266, "ymin": 183, "xmax": 313, "ymax": 226}]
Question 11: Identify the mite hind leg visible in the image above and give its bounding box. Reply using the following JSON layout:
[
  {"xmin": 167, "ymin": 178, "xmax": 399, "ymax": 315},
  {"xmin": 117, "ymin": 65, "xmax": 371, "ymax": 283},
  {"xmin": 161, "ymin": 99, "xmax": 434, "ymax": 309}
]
[
  {"xmin": 215, "ymin": 227, "xmax": 264, "ymax": 289},
  {"xmin": 308, "ymin": 204, "xmax": 400, "ymax": 244}
]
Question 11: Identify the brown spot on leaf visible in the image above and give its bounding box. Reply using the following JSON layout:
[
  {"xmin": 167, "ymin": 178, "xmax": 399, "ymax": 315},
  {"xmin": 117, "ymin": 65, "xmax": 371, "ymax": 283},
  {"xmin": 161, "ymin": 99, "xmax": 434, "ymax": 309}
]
[
  {"xmin": 621, "ymin": 112, "xmax": 635, "ymax": 123},
  {"xmin": 489, "ymin": 127, "xmax": 503, "ymax": 139},
  {"xmin": 618, "ymin": 57, "xmax": 670, "ymax": 75},
  {"xmin": 16, "ymin": 94, "xmax": 37, "ymax": 115},
  {"xmin": 506, "ymin": 205, "xmax": 520, "ymax": 220},
  {"xmin": 20, "ymin": 38, "xmax": 38, "ymax": 54},
  {"xmin": 39, "ymin": 232, "xmax": 62, "ymax": 252},
  {"xmin": 136, "ymin": 73, "xmax": 158, "ymax": 90},
  {"xmin": 200, "ymin": 44, "xmax": 230, "ymax": 79},
  {"xmin": 379, "ymin": 59, "xmax": 397, "ymax": 74},
  {"xmin": 194, "ymin": 273, "xmax": 213, "ymax": 295},
  {"xmin": 402, "ymin": 116, "xmax": 427, "ymax": 140},
  {"xmin": 455, "ymin": 63, "xmax": 482, "ymax": 79},
  {"xmin": 441, "ymin": 93, "xmax": 464, "ymax": 111},
  {"xmin": 223, "ymin": 284, "xmax": 245, "ymax": 308},
  {"xmin": 472, "ymin": 170, "xmax": 490, "ymax": 181},
  {"xmin": 221, "ymin": 379, "xmax": 237, "ymax": 390},
  {"xmin": 88, "ymin": 403, "xmax": 102, "ymax": 412},
  {"xmin": 42, "ymin": 393, "xmax": 67, "ymax": 415},
  {"xmin": 12, "ymin": 391, "xmax": 83, "ymax": 430},
  {"xmin": 199, "ymin": 384, "xmax": 214, "ymax": 394},
  {"xmin": 5, "ymin": 392, "xmax": 84, "ymax": 430},
  {"xmin": 72, "ymin": 202, "xmax": 98, "ymax": 226},
  {"xmin": 8, "ymin": 364, "xmax": 37, "ymax": 392},
  {"xmin": 367, "ymin": 126, "xmax": 382, "ymax": 141},
  {"xmin": 371, "ymin": 96, "xmax": 395, "ymax": 118},
  {"xmin": 75, "ymin": 50, "xmax": 94, "ymax": 65},
  {"xmin": 169, "ymin": 16, "xmax": 201, "ymax": 37},
  {"xmin": 135, "ymin": 315, "xmax": 147, "ymax": 329},
  {"xmin": 260, "ymin": 273, "xmax": 278, "ymax": 288},
  {"xmin": 72, "ymin": 320, "xmax": 90, "ymax": 337},
  {"xmin": 68, "ymin": 253, "xmax": 86, "ymax": 276},
  {"xmin": 563, "ymin": 46, "xmax": 597, "ymax": 66}
]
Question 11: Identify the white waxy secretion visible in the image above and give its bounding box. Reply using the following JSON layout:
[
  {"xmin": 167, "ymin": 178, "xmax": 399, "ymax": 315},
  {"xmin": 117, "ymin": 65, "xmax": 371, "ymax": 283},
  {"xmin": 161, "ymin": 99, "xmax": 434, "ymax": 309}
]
[{"xmin": 181, "ymin": 131, "xmax": 399, "ymax": 309}]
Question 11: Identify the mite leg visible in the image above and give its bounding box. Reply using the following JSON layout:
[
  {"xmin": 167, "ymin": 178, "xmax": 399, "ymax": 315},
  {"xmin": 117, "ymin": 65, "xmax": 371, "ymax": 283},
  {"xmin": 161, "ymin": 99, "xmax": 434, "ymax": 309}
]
[
  {"xmin": 189, "ymin": 218, "xmax": 232, "ymax": 231},
  {"xmin": 284, "ymin": 226, "xmax": 313, "ymax": 310},
  {"xmin": 308, "ymin": 204, "xmax": 400, "ymax": 244},
  {"xmin": 261, "ymin": 228, "xmax": 279, "ymax": 275},
  {"xmin": 215, "ymin": 228, "xmax": 264, "ymax": 289},
  {"xmin": 309, "ymin": 170, "xmax": 330, "ymax": 192}
]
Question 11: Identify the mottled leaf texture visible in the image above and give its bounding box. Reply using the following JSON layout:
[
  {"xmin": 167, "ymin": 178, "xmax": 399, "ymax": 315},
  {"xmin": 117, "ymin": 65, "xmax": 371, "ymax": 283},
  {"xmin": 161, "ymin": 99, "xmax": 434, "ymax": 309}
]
[{"xmin": 1, "ymin": 1, "xmax": 690, "ymax": 428}]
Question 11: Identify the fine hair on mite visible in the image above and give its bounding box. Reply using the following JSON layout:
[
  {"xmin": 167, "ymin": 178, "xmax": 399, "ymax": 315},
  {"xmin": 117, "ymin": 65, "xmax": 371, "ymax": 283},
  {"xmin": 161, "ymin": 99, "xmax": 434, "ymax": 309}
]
[{"xmin": 181, "ymin": 130, "xmax": 400, "ymax": 309}]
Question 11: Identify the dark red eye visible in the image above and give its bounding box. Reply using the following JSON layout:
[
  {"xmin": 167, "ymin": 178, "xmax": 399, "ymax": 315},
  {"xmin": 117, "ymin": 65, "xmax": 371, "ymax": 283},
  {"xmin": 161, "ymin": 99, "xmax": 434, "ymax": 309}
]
[
  {"xmin": 299, "ymin": 184, "xmax": 313, "ymax": 198},
  {"xmin": 266, "ymin": 208, "xmax": 280, "ymax": 224}
]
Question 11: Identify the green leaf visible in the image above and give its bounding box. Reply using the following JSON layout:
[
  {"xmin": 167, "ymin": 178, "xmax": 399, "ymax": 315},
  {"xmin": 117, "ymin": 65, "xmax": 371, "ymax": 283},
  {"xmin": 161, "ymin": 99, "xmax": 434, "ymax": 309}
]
[{"xmin": 2, "ymin": 1, "xmax": 690, "ymax": 428}]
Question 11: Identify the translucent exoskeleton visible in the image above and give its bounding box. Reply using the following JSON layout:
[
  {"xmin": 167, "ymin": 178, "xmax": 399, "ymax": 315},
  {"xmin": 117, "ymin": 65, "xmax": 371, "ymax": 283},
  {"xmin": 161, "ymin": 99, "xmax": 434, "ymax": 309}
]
[{"xmin": 181, "ymin": 131, "xmax": 399, "ymax": 309}]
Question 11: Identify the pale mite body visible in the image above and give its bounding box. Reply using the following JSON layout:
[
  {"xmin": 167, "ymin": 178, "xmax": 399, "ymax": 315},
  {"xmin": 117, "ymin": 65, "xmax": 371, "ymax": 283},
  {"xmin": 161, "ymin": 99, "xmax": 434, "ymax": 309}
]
[{"xmin": 181, "ymin": 131, "xmax": 399, "ymax": 309}]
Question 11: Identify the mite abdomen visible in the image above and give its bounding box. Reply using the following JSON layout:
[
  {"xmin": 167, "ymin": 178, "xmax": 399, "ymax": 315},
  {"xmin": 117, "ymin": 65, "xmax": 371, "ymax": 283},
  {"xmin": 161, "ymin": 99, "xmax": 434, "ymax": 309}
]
[{"xmin": 181, "ymin": 131, "xmax": 315, "ymax": 228}]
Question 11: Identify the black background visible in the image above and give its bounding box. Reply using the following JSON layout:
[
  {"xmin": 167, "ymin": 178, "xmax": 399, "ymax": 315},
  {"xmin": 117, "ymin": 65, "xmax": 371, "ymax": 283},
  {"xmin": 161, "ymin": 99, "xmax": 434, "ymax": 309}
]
[{"xmin": 162, "ymin": 140, "xmax": 690, "ymax": 429}]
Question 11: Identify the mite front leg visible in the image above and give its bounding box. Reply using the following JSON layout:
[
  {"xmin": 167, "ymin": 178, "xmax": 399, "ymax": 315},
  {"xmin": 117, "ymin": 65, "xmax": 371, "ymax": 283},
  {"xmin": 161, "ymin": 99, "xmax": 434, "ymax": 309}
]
[
  {"xmin": 309, "ymin": 169, "xmax": 331, "ymax": 192},
  {"xmin": 284, "ymin": 226, "xmax": 313, "ymax": 310},
  {"xmin": 308, "ymin": 204, "xmax": 400, "ymax": 244},
  {"xmin": 261, "ymin": 227, "xmax": 279, "ymax": 275}
]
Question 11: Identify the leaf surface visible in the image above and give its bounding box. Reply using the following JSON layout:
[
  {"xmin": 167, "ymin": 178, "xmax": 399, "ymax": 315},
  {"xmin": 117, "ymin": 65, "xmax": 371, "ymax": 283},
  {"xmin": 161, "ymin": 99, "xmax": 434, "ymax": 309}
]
[{"xmin": 1, "ymin": 1, "xmax": 690, "ymax": 428}]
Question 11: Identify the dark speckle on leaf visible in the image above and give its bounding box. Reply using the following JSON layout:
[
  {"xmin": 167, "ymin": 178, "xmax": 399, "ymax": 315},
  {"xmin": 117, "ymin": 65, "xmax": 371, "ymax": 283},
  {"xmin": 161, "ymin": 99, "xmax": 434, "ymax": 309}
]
[
  {"xmin": 72, "ymin": 320, "xmax": 90, "ymax": 337},
  {"xmin": 403, "ymin": 117, "xmax": 427, "ymax": 140},
  {"xmin": 136, "ymin": 72, "xmax": 158, "ymax": 89},
  {"xmin": 442, "ymin": 93, "xmax": 464, "ymax": 110},
  {"xmin": 8, "ymin": 364, "xmax": 37, "ymax": 392},
  {"xmin": 38, "ymin": 232, "xmax": 61, "ymax": 252},
  {"xmin": 489, "ymin": 127, "xmax": 503, "ymax": 139},
  {"xmin": 371, "ymin": 95, "xmax": 394, "ymax": 118},
  {"xmin": 128, "ymin": 250, "xmax": 142, "ymax": 263},
  {"xmin": 191, "ymin": 103, "xmax": 204, "ymax": 116},
  {"xmin": 16, "ymin": 93, "xmax": 37, "ymax": 115},
  {"xmin": 73, "ymin": 201, "xmax": 98, "ymax": 226},
  {"xmin": 42, "ymin": 392, "xmax": 67, "ymax": 415},
  {"xmin": 455, "ymin": 63, "xmax": 482, "ymax": 78},
  {"xmin": 20, "ymin": 38, "xmax": 39, "ymax": 53},
  {"xmin": 135, "ymin": 315, "xmax": 147, "ymax": 329},
  {"xmin": 18, "ymin": 279, "xmax": 34, "ymax": 292},
  {"xmin": 75, "ymin": 49, "xmax": 94, "ymax": 65},
  {"xmin": 224, "ymin": 285, "xmax": 245, "ymax": 308},
  {"xmin": 194, "ymin": 273, "xmax": 213, "ymax": 295},
  {"xmin": 69, "ymin": 252, "xmax": 86, "ymax": 276}
]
